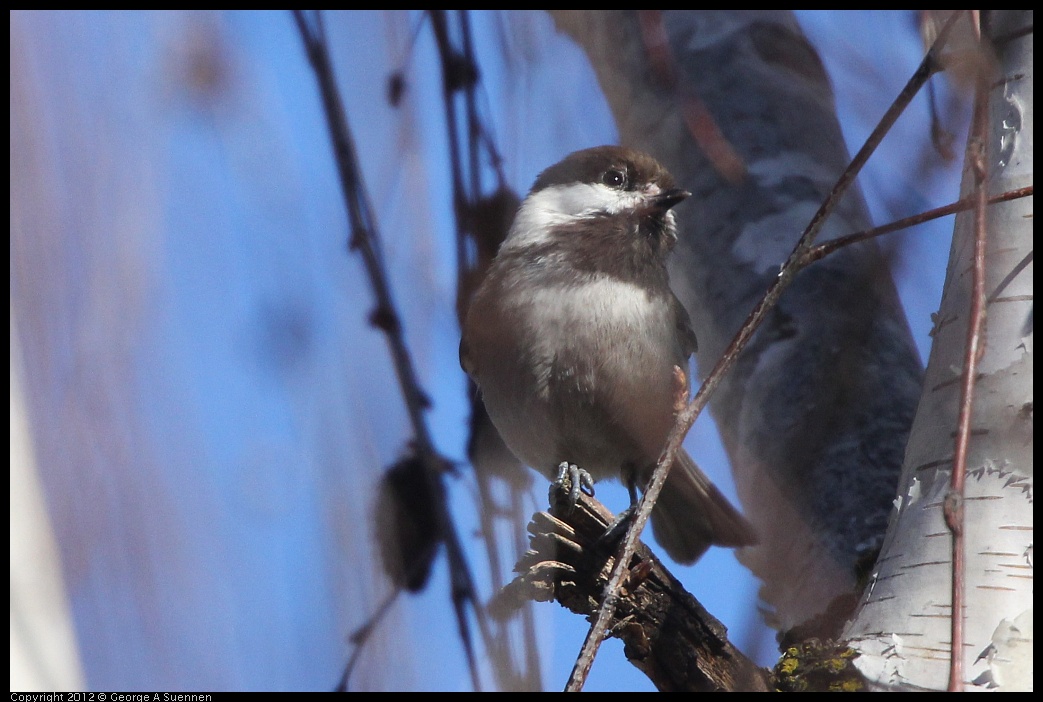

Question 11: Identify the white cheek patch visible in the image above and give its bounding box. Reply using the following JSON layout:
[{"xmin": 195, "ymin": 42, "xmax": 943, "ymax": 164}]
[
  {"xmin": 503, "ymin": 182, "xmax": 655, "ymax": 249},
  {"xmin": 538, "ymin": 182, "xmax": 617, "ymax": 217}
]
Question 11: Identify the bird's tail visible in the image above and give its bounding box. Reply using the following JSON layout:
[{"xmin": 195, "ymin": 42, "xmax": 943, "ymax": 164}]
[{"xmin": 650, "ymin": 449, "xmax": 757, "ymax": 564}]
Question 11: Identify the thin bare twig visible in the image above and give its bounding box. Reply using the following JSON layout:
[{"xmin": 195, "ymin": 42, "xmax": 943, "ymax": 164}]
[
  {"xmin": 802, "ymin": 186, "xmax": 1032, "ymax": 266},
  {"xmin": 335, "ymin": 588, "xmax": 401, "ymax": 691},
  {"xmin": 946, "ymin": 11, "xmax": 992, "ymax": 692},
  {"xmin": 291, "ymin": 10, "xmax": 484, "ymax": 691},
  {"xmin": 430, "ymin": 9, "xmax": 541, "ymax": 691},
  {"xmin": 565, "ymin": 11, "xmax": 965, "ymax": 692}
]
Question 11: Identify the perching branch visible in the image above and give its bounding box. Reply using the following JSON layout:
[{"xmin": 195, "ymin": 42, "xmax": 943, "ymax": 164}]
[{"xmin": 499, "ymin": 488, "xmax": 771, "ymax": 691}]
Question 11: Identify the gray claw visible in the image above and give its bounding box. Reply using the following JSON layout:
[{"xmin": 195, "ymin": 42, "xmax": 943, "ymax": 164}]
[{"xmin": 555, "ymin": 461, "xmax": 595, "ymax": 509}]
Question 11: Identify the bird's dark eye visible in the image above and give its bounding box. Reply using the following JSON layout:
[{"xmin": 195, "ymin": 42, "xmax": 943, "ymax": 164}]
[{"xmin": 601, "ymin": 168, "xmax": 627, "ymax": 190}]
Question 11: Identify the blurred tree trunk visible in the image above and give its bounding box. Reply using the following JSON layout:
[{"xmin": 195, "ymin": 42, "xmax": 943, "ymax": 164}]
[
  {"xmin": 554, "ymin": 7, "xmax": 923, "ymax": 636},
  {"xmin": 553, "ymin": 9, "xmax": 1032, "ymax": 690}
]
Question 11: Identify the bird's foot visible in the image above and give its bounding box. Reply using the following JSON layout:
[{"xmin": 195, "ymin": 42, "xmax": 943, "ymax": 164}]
[
  {"xmin": 553, "ymin": 462, "xmax": 595, "ymax": 511},
  {"xmin": 597, "ymin": 505, "xmax": 636, "ymax": 552}
]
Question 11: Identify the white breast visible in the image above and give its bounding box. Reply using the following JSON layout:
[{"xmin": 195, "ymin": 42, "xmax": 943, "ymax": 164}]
[{"xmin": 525, "ymin": 277, "xmax": 680, "ymax": 385}]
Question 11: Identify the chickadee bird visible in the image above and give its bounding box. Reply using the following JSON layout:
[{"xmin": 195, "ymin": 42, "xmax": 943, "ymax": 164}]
[{"xmin": 460, "ymin": 146, "xmax": 756, "ymax": 564}]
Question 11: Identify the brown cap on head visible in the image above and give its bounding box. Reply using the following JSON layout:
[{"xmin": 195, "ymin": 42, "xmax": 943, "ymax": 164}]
[{"xmin": 530, "ymin": 145, "xmax": 678, "ymax": 194}]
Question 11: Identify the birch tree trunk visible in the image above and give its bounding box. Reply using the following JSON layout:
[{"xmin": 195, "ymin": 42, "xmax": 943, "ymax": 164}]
[{"xmin": 844, "ymin": 10, "xmax": 1033, "ymax": 690}]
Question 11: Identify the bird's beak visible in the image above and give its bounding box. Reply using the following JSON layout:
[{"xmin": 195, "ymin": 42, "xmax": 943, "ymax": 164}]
[
  {"xmin": 637, "ymin": 188, "xmax": 690, "ymax": 217},
  {"xmin": 651, "ymin": 188, "xmax": 691, "ymax": 211}
]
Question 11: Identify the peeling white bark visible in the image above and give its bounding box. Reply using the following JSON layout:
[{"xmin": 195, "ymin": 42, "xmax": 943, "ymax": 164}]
[{"xmin": 845, "ymin": 10, "xmax": 1033, "ymax": 691}]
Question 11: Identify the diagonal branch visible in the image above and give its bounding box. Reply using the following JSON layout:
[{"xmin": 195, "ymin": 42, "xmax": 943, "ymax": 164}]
[{"xmin": 802, "ymin": 186, "xmax": 1031, "ymax": 266}]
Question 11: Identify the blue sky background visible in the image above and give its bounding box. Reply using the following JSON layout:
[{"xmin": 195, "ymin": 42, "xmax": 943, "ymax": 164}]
[{"xmin": 11, "ymin": 10, "xmax": 968, "ymax": 692}]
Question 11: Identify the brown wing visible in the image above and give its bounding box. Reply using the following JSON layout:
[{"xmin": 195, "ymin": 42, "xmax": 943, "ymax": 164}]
[
  {"xmin": 459, "ymin": 336, "xmax": 476, "ymax": 379},
  {"xmin": 672, "ymin": 293, "xmax": 698, "ymax": 357}
]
